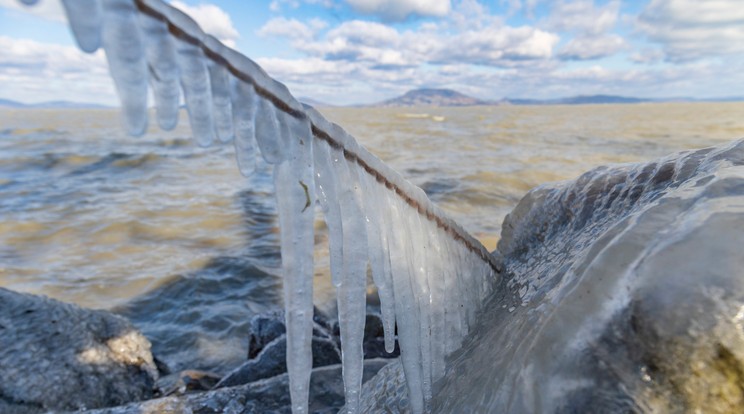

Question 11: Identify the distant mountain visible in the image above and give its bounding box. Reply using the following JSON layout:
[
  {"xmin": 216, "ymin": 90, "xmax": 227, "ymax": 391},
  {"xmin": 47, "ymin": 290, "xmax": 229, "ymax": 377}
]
[
  {"xmin": 508, "ymin": 95, "xmax": 649, "ymax": 105},
  {"xmin": 0, "ymin": 98, "xmax": 25, "ymax": 108},
  {"xmin": 0, "ymin": 98, "xmax": 111, "ymax": 109},
  {"xmin": 379, "ymin": 89, "xmax": 493, "ymax": 107}
]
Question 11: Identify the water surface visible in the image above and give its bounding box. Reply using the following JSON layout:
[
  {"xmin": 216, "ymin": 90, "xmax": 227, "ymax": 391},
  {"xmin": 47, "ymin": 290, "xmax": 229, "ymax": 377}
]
[{"xmin": 1, "ymin": 103, "xmax": 742, "ymax": 372}]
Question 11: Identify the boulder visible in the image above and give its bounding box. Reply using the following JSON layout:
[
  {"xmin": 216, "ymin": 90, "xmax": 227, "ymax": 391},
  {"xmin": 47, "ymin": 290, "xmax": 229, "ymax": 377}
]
[
  {"xmin": 0, "ymin": 288, "xmax": 158, "ymax": 413},
  {"xmin": 360, "ymin": 139, "xmax": 744, "ymax": 413},
  {"xmin": 216, "ymin": 334, "xmax": 342, "ymax": 388}
]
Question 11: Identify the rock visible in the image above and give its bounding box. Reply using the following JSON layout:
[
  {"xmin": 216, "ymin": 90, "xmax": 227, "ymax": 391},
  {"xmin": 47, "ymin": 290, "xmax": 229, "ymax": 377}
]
[
  {"xmin": 217, "ymin": 334, "xmax": 342, "ymax": 388},
  {"xmin": 157, "ymin": 370, "xmax": 222, "ymax": 396},
  {"xmin": 247, "ymin": 312, "xmax": 286, "ymax": 359},
  {"xmin": 247, "ymin": 307, "xmax": 333, "ymax": 360},
  {"xmin": 83, "ymin": 359, "xmax": 392, "ymax": 414},
  {"xmin": 359, "ymin": 139, "xmax": 744, "ymax": 413},
  {"xmin": 0, "ymin": 288, "xmax": 158, "ymax": 413}
]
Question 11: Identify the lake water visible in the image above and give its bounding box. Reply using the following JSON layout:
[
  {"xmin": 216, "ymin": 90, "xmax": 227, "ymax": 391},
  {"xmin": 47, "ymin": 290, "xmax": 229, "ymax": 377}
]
[{"xmin": 1, "ymin": 103, "xmax": 742, "ymax": 374}]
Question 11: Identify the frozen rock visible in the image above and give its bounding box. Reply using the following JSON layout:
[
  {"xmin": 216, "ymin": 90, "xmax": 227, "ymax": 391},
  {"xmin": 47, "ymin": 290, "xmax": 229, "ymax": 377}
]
[
  {"xmin": 359, "ymin": 139, "xmax": 744, "ymax": 413},
  {"xmin": 0, "ymin": 288, "xmax": 158, "ymax": 413},
  {"xmin": 435, "ymin": 139, "xmax": 744, "ymax": 413}
]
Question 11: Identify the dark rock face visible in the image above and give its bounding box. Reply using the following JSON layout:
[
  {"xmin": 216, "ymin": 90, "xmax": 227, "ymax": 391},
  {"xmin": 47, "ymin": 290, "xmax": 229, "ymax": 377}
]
[
  {"xmin": 360, "ymin": 139, "xmax": 744, "ymax": 413},
  {"xmin": 0, "ymin": 288, "xmax": 158, "ymax": 413},
  {"xmin": 221, "ymin": 308, "xmax": 399, "ymax": 390},
  {"xmin": 217, "ymin": 334, "xmax": 342, "ymax": 388}
]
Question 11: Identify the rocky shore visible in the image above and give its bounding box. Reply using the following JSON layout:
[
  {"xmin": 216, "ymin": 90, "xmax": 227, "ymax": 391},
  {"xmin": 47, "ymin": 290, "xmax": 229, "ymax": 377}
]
[
  {"xmin": 0, "ymin": 288, "xmax": 397, "ymax": 413},
  {"xmin": 3, "ymin": 139, "xmax": 744, "ymax": 413}
]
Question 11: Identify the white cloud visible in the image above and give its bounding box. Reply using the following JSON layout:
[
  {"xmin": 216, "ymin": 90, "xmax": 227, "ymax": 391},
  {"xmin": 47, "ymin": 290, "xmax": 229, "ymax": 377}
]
[
  {"xmin": 630, "ymin": 48, "xmax": 664, "ymax": 64},
  {"xmin": 345, "ymin": 0, "xmax": 451, "ymax": 22},
  {"xmin": 434, "ymin": 26, "xmax": 558, "ymax": 66},
  {"xmin": 0, "ymin": 0, "xmax": 66, "ymax": 22},
  {"xmin": 559, "ymin": 34, "xmax": 626, "ymax": 60},
  {"xmin": 169, "ymin": 1, "xmax": 239, "ymax": 47},
  {"xmin": 546, "ymin": 0, "xmax": 621, "ymax": 35},
  {"xmin": 0, "ymin": 36, "xmax": 116, "ymax": 104},
  {"xmin": 260, "ymin": 17, "xmax": 558, "ymax": 69},
  {"xmin": 269, "ymin": 0, "xmax": 334, "ymax": 12},
  {"xmin": 257, "ymin": 17, "xmax": 326, "ymax": 40},
  {"xmin": 637, "ymin": 0, "xmax": 744, "ymax": 62}
]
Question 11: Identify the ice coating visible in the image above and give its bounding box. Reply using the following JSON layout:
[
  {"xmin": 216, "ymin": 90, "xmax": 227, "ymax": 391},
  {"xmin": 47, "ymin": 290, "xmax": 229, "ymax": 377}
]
[
  {"xmin": 50, "ymin": 1, "xmax": 503, "ymax": 413},
  {"xmin": 100, "ymin": 0, "xmax": 148, "ymax": 136},
  {"xmin": 230, "ymin": 78, "xmax": 258, "ymax": 176},
  {"xmin": 205, "ymin": 36, "xmax": 234, "ymax": 143},
  {"xmin": 61, "ymin": 0, "xmax": 102, "ymax": 53},
  {"xmin": 312, "ymin": 140, "xmax": 345, "ymax": 287},
  {"xmin": 172, "ymin": 28, "xmax": 214, "ymax": 146},
  {"xmin": 254, "ymin": 98, "xmax": 286, "ymax": 164},
  {"xmin": 137, "ymin": 7, "xmax": 180, "ymax": 130},
  {"xmin": 358, "ymin": 165, "xmax": 397, "ymax": 353},
  {"xmin": 273, "ymin": 116, "xmax": 316, "ymax": 414},
  {"xmin": 332, "ymin": 145, "xmax": 369, "ymax": 413}
]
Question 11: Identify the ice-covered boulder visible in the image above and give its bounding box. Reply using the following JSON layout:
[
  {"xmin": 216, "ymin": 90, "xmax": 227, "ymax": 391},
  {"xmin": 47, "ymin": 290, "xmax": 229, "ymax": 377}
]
[
  {"xmin": 361, "ymin": 139, "xmax": 744, "ymax": 413},
  {"xmin": 0, "ymin": 288, "xmax": 158, "ymax": 413}
]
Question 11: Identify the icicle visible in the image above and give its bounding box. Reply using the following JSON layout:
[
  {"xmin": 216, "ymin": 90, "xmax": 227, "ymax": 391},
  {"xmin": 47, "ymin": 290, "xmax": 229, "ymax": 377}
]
[
  {"xmin": 387, "ymin": 194, "xmax": 426, "ymax": 414},
  {"xmin": 404, "ymin": 202, "xmax": 433, "ymax": 407},
  {"xmin": 254, "ymin": 98, "xmax": 286, "ymax": 164},
  {"xmin": 137, "ymin": 4, "xmax": 180, "ymax": 131},
  {"xmin": 230, "ymin": 78, "xmax": 258, "ymax": 176},
  {"xmin": 425, "ymin": 220, "xmax": 446, "ymax": 382},
  {"xmin": 166, "ymin": 6, "xmax": 214, "ymax": 146},
  {"xmin": 312, "ymin": 139, "xmax": 345, "ymax": 287},
  {"xmin": 49, "ymin": 2, "xmax": 509, "ymax": 413},
  {"xmin": 204, "ymin": 36, "xmax": 234, "ymax": 143},
  {"xmin": 438, "ymin": 227, "xmax": 462, "ymax": 356},
  {"xmin": 328, "ymin": 139, "xmax": 369, "ymax": 413},
  {"xmin": 359, "ymin": 169, "xmax": 397, "ymax": 354},
  {"xmin": 273, "ymin": 114, "xmax": 316, "ymax": 414},
  {"xmin": 100, "ymin": 0, "xmax": 148, "ymax": 136},
  {"xmin": 60, "ymin": 0, "xmax": 102, "ymax": 53}
]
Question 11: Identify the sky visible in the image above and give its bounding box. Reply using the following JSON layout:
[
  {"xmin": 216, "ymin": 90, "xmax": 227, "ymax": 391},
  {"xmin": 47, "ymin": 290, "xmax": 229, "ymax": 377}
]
[{"xmin": 0, "ymin": 0, "xmax": 743, "ymax": 106}]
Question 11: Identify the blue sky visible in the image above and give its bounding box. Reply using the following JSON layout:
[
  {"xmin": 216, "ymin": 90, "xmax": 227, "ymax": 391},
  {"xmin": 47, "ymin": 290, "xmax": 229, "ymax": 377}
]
[{"xmin": 1, "ymin": 0, "xmax": 743, "ymax": 105}]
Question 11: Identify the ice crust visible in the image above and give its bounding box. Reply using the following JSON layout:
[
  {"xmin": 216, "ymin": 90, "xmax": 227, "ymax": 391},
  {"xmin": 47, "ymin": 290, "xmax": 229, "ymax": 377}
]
[{"xmin": 49, "ymin": 0, "xmax": 501, "ymax": 412}]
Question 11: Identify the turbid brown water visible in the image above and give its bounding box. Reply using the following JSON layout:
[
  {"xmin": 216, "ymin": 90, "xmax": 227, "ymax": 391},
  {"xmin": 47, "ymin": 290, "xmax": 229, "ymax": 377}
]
[{"xmin": 1, "ymin": 102, "xmax": 742, "ymax": 373}]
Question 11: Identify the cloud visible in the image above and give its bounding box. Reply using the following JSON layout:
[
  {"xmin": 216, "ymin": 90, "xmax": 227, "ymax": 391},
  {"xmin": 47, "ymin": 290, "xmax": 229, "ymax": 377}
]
[
  {"xmin": 269, "ymin": 0, "xmax": 334, "ymax": 12},
  {"xmin": 630, "ymin": 48, "xmax": 664, "ymax": 64},
  {"xmin": 259, "ymin": 17, "xmax": 558, "ymax": 69},
  {"xmin": 0, "ymin": 0, "xmax": 66, "ymax": 22},
  {"xmin": 257, "ymin": 17, "xmax": 327, "ymax": 40},
  {"xmin": 434, "ymin": 26, "xmax": 558, "ymax": 66},
  {"xmin": 169, "ymin": 1, "xmax": 239, "ymax": 47},
  {"xmin": 558, "ymin": 34, "xmax": 626, "ymax": 60},
  {"xmin": 345, "ymin": 0, "xmax": 451, "ymax": 22},
  {"xmin": 546, "ymin": 0, "xmax": 621, "ymax": 35},
  {"xmin": 637, "ymin": 0, "xmax": 744, "ymax": 62},
  {"xmin": 0, "ymin": 36, "xmax": 116, "ymax": 104}
]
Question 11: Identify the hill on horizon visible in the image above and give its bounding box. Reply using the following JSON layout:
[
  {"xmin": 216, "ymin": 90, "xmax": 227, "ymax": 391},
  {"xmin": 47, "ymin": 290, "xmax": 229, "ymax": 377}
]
[
  {"xmin": 378, "ymin": 88, "xmax": 492, "ymax": 107},
  {"xmin": 0, "ymin": 98, "xmax": 111, "ymax": 109}
]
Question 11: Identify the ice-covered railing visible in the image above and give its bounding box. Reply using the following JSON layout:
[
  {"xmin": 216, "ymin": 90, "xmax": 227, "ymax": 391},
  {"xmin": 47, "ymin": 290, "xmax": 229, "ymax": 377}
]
[{"xmin": 24, "ymin": 0, "xmax": 502, "ymax": 412}]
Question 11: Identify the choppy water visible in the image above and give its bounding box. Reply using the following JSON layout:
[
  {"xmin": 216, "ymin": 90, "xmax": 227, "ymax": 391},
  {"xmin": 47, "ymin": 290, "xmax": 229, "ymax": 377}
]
[{"xmin": 1, "ymin": 103, "xmax": 743, "ymax": 374}]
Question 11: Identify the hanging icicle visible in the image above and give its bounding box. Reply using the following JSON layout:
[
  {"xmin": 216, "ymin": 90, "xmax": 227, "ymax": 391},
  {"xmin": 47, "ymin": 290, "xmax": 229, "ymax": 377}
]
[{"xmin": 47, "ymin": 0, "xmax": 504, "ymax": 412}]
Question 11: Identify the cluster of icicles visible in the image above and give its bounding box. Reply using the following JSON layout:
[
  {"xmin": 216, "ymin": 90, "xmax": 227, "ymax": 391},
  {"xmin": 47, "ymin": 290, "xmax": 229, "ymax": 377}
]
[{"xmin": 25, "ymin": 0, "xmax": 502, "ymax": 412}]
